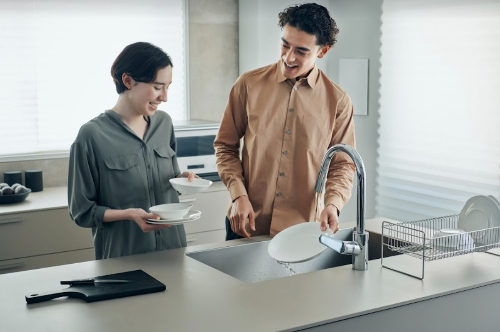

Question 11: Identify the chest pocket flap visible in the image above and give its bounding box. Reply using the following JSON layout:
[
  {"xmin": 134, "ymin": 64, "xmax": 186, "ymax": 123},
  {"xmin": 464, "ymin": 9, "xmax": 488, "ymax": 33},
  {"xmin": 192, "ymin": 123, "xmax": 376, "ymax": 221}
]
[
  {"xmin": 154, "ymin": 145, "xmax": 176, "ymax": 159},
  {"xmin": 104, "ymin": 154, "xmax": 139, "ymax": 170}
]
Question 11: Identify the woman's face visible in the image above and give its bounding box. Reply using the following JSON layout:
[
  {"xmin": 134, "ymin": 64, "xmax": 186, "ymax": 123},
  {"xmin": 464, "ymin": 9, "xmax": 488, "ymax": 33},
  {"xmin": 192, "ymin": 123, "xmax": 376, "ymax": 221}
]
[{"xmin": 128, "ymin": 65, "xmax": 172, "ymax": 116}]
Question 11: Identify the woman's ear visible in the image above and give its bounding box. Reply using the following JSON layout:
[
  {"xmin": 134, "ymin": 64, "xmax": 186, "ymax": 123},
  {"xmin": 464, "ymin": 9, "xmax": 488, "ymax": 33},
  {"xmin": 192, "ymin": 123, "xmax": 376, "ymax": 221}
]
[
  {"xmin": 317, "ymin": 45, "xmax": 331, "ymax": 59},
  {"xmin": 121, "ymin": 73, "xmax": 134, "ymax": 90}
]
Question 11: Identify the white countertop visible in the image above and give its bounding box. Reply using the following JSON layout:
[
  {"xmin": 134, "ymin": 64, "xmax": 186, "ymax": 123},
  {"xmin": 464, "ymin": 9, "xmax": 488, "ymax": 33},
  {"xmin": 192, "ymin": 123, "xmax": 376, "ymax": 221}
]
[
  {"xmin": 0, "ymin": 182, "xmax": 227, "ymax": 216},
  {"xmin": 0, "ymin": 187, "xmax": 68, "ymax": 215},
  {"xmin": 1, "ymin": 218, "xmax": 500, "ymax": 331}
]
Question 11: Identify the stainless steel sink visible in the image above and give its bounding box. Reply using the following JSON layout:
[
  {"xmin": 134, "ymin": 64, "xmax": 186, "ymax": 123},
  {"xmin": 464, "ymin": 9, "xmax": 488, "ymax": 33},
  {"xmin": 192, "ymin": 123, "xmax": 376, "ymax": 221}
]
[{"xmin": 186, "ymin": 227, "xmax": 398, "ymax": 283}]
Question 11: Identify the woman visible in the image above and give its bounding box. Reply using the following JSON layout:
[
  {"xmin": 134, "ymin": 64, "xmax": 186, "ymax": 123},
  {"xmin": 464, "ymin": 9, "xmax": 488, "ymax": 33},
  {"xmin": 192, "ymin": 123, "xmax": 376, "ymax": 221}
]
[{"xmin": 68, "ymin": 42, "xmax": 195, "ymax": 259}]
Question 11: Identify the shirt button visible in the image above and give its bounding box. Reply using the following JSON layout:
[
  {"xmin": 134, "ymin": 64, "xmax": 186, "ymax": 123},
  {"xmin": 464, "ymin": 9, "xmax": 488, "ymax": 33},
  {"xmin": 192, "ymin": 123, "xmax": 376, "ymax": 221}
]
[
  {"xmin": 289, "ymin": 108, "xmax": 295, "ymax": 112},
  {"xmin": 147, "ymin": 165, "xmax": 151, "ymax": 169},
  {"xmin": 282, "ymin": 151, "xmax": 288, "ymax": 155},
  {"xmin": 280, "ymin": 172, "xmax": 284, "ymax": 176},
  {"xmin": 276, "ymin": 192, "xmax": 282, "ymax": 197},
  {"xmin": 286, "ymin": 130, "xmax": 291, "ymax": 134},
  {"xmin": 149, "ymin": 187, "xmax": 153, "ymax": 191},
  {"xmin": 293, "ymin": 86, "xmax": 297, "ymax": 90}
]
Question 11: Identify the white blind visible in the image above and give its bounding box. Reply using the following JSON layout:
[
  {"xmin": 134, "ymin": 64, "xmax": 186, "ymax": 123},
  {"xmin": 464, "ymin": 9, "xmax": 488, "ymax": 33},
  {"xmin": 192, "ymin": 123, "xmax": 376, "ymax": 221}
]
[
  {"xmin": 376, "ymin": 0, "xmax": 500, "ymax": 222},
  {"xmin": 0, "ymin": 0, "xmax": 186, "ymax": 156}
]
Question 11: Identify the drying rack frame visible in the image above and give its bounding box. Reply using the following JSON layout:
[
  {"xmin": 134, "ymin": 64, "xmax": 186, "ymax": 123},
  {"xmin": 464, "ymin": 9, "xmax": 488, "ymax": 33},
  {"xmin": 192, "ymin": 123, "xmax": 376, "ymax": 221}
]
[{"xmin": 381, "ymin": 214, "xmax": 500, "ymax": 279}]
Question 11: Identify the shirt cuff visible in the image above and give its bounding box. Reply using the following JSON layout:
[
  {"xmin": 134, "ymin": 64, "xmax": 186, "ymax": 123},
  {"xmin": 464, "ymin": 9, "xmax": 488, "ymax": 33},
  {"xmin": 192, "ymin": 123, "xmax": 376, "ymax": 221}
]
[
  {"xmin": 227, "ymin": 181, "xmax": 248, "ymax": 202},
  {"xmin": 93, "ymin": 205, "xmax": 108, "ymax": 230},
  {"xmin": 324, "ymin": 196, "xmax": 345, "ymax": 215}
]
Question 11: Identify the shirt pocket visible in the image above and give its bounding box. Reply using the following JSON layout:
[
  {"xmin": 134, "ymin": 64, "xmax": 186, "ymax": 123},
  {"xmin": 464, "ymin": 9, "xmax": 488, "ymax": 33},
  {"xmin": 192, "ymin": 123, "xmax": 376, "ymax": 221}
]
[
  {"xmin": 103, "ymin": 154, "xmax": 146, "ymax": 206},
  {"xmin": 153, "ymin": 145, "xmax": 176, "ymax": 193}
]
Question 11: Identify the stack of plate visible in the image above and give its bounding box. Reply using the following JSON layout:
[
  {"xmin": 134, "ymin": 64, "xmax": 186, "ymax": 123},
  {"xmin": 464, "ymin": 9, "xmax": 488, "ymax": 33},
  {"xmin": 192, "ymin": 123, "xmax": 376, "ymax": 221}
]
[{"xmin": 457, "ymin": 195, "xmax": 500, "ymax": 245}]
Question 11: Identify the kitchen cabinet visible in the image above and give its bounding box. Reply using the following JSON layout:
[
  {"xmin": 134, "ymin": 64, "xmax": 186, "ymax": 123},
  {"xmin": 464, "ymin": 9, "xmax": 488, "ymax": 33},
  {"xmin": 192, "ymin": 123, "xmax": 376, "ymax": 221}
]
[
  {"xmin": 180, "ymin": 181, "xmax": 230, "ymax": 246},
  {"xmin": 0, "ymin": 183, "xmax": 231, "ymax": 274},
  {"xmin": 0, "ymin": 208, "xmax": 94, "ymax": 275}
]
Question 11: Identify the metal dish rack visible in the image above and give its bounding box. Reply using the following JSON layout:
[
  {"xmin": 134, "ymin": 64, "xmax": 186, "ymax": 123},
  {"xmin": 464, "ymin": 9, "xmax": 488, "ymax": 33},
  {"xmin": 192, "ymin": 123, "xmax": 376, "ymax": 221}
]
[{"xmin": 381, "ymin": 214, "xmax": 500, "ymax": 279}]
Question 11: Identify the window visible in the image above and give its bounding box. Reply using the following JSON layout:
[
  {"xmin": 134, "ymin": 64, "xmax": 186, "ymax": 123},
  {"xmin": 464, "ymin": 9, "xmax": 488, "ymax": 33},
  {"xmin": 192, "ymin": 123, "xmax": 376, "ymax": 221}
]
[
  {"xmin": 0, "ymin": 0, "xmax": 186, "ymax": 157},
  {"xmin": 376, "ymin": 0, "xmax": 500, "ymax": 221}
]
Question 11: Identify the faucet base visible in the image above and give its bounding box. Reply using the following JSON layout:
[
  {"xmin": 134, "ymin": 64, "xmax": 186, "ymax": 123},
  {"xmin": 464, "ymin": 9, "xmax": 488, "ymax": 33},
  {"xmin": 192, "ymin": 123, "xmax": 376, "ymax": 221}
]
[{"xmin": 352, "ymin": 232, "xmax": 369, "ymax": 271}]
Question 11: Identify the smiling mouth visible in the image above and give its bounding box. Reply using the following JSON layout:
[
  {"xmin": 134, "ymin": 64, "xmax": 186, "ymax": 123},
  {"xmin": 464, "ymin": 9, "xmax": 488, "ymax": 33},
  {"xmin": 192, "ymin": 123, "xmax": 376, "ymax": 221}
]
[
  {"xmin": 284, "ymin": 61, "xmax": 298, "ymax": 69},
  {"xmin": 149, "ymin": 102, "xmax": 160, "ymax": 110}
]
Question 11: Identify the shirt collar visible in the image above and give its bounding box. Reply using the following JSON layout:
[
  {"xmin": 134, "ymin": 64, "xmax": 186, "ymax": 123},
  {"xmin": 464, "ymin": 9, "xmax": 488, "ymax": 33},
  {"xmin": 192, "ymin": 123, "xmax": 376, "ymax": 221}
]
[{"xmin": 275, "ymin": 60, "xmax": 319, "ymax": 89}]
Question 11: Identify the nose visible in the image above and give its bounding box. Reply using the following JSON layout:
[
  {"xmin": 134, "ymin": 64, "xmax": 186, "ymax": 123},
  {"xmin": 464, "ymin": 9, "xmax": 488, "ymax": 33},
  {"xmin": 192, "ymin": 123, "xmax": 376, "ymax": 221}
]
[
  {"xmin": 283, "ymin": 48, "xmax": 295, "ymax": 64},
  {"xmin": 159, "ymin": 88, "xmax": 168, "ymax": 102}
]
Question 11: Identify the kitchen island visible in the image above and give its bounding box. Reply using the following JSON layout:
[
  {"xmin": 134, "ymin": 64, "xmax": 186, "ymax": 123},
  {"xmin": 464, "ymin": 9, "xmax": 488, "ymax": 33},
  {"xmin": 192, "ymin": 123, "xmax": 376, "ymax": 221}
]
[{"xmin": 1, "ymin": 218, "xmax": 500, "ymax": 332}]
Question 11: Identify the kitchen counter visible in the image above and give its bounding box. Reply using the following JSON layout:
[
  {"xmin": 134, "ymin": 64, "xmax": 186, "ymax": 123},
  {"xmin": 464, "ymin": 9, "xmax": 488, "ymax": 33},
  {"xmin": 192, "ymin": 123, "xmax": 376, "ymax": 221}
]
[
  {"xmin": 1, "ymin": 218, "xmax": 500, "ymax": 331},
  {"xmin": 0, "ymin": 187, "xmax": 68, "ymax": 215},
  {"xmin": 0, "ymin": 183, "xmax": 227, "ymax": 216}
]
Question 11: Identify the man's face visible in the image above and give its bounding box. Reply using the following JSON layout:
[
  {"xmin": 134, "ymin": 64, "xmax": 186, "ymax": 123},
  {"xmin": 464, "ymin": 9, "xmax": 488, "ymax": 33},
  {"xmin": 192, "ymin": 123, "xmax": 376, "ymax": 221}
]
[{"xmin": 280, "ymin": 24, "xmax": 330, "ymax": 80}]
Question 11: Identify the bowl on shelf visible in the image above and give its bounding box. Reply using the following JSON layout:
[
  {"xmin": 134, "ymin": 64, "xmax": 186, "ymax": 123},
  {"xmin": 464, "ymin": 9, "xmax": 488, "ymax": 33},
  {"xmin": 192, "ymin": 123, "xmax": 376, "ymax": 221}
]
[
  {"xmin": 169, "ymin": 178, "xmax": 213, "ymax": 195},
  {"xmin": 149, "ymin": 202, "xmax": 193, "ymax": 220},
  {"xmin": 0, "ymin": 189, "xmax": 32, "ymax": 204}
]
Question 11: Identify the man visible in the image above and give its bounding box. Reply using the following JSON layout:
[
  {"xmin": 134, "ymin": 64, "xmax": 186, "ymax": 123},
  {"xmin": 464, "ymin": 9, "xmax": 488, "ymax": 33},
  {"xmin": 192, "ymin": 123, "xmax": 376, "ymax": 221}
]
[{"xmin": 214, "ymin": 3, "xmax": 356, "ymax": 240}]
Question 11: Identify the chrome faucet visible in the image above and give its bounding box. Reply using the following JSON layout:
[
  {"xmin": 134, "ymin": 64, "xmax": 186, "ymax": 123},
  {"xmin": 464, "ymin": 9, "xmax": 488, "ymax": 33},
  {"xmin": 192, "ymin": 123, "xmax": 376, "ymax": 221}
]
[{"xmin": 316, "ymin": 144, "xmax": 369, "ymax": 271}]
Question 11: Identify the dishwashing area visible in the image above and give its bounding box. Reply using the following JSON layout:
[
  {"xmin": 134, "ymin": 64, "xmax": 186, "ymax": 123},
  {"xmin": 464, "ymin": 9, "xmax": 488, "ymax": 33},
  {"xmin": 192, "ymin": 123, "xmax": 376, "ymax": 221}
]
[
  {"xmin": 186, "ymin": 227, "xmax": 399, "ymax": 283},
  {"xmin": 187, "ymin": 144, "xmax": 400, "ymax": 283}
]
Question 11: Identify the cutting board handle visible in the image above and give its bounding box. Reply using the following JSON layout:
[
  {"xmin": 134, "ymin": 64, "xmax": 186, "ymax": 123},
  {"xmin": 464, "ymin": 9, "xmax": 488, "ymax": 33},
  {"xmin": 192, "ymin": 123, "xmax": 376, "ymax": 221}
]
[{"xmin": 25, "ymin": 288, "xmax": 80, "ymax": 304}]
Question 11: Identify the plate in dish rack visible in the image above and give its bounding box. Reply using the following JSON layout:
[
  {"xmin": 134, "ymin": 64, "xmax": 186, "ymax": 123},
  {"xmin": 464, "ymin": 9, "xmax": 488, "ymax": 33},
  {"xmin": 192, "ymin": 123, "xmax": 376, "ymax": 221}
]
[{"xmin": 458, "ymin": 196, "xmax": 500, "ymax": 239}]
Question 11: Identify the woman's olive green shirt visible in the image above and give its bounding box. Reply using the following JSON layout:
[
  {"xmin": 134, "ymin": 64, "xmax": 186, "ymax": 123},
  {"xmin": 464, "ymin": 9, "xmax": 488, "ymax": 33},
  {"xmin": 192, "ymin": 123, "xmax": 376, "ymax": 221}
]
[{"xmin": 68, "ymin": 110, "xmax": 186, "ymax": 259}]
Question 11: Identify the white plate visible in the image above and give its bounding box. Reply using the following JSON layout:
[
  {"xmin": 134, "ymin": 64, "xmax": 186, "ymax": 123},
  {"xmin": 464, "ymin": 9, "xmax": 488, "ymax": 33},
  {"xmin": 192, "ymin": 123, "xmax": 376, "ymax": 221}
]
[
  {"xmin": 268, "ymin": 222, "xmax": 334, "ymax": 263},
  {"xmin": 458, "ymin": 195, "xmax": 500, "ymax": 236},
  {"xmin": 169, "ymin": 178, "xmax": 213, "ymax": 195},
  {"xmin": 147, "ymin": 210, "xmax": 201, "ymax": 225}
]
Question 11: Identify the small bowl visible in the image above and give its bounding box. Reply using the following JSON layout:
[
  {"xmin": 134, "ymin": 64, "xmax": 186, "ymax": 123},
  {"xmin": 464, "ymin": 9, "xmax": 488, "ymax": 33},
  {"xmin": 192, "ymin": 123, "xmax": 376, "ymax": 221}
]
[
  {"xmin": 0, "ymin": 189, "xmax": 31, "ymax": 204},
  {"xmin": 149, "ymin": 203, "xmax": 193, "ymax": 220},
  {"xmin": 169, "ymin": 178, "xmax": 213, "ymax": 195},
  {"xmin": 432, "ymin": 228, "xmax": 474, "ymax": 251}
]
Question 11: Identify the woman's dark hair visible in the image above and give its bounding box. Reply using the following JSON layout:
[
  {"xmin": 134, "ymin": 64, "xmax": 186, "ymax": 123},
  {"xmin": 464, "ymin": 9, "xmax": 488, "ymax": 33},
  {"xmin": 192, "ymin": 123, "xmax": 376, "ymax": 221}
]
[
  {"xmin": 111, "ymin": 42, "xmax": 173, "ymax": 94},
  {"xmin": 278, "ymin": 3, "xmax": 339, "ymax": 47}
]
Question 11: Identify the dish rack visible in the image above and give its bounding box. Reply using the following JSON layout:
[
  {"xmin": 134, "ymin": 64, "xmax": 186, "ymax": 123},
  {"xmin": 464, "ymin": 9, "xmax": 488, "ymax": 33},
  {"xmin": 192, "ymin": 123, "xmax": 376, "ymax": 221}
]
[{"xmin": 381, "ymin": 214, "xmax": 500, "ymax": 279}]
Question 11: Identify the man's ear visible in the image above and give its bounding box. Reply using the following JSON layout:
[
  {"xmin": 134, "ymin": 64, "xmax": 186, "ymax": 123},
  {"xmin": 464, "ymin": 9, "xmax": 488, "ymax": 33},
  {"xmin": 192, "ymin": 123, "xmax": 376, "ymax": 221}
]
[{"xmin": 317, "ymin": 45, "xmax": 331, "ymax": 59}]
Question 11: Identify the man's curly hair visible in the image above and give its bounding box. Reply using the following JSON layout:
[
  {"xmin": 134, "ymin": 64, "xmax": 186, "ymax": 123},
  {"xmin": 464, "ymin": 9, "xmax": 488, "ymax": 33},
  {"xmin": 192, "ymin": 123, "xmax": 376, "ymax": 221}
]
[{"xmin": 278, "ymin": 3, "xmax": 339, "ymax": 47}]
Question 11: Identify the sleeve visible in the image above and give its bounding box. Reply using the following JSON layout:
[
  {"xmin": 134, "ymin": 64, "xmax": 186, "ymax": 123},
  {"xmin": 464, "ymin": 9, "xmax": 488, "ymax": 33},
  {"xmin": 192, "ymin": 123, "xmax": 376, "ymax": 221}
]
[
  {"xmin": 214, "ymin": 75, "xmax": 249, "ymax": 201},
  {"xmin": 67, "ymin": 136, "xmax": 108, "ymax": 229},
  {"xmin": 170, "ymin": 124, "xmax": 181, "ymax": 177},
  {"xmin": 324, "ymin": 92, "xmax": 357, "ymax": 213}
]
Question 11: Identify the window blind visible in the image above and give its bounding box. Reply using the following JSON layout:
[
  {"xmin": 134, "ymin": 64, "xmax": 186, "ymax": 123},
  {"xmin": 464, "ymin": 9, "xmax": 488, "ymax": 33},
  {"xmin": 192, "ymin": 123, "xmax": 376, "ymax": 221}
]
[
  {"xmin": 376, "ymin": 0, "xmax": 500, "ymax": 222},
  {"xmin": 0, "ymin": 0, "xmax": 186, "ymax": 156}
]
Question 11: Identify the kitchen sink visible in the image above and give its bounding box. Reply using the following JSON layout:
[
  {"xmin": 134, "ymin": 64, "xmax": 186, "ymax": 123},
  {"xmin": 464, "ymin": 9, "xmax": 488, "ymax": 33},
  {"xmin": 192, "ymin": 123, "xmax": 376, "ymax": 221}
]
[{"xmin": 186, "ymin": 227, "xmax": 399, "ymax": 283}]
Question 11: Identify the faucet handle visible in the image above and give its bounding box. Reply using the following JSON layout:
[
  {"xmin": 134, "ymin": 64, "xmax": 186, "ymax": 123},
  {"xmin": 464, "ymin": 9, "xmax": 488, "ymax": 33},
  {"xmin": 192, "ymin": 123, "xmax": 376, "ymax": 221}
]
[{"xmin": 319, "ymin": 234, "xmax": 345, "ymax": 253}]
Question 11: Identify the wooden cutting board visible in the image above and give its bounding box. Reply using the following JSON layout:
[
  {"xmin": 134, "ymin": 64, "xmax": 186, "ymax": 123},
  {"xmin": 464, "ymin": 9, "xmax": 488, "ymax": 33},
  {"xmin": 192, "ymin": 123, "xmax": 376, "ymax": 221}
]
[{"xmin": 25, "ymin": 269, "xmax": 166, "ymax": 304}]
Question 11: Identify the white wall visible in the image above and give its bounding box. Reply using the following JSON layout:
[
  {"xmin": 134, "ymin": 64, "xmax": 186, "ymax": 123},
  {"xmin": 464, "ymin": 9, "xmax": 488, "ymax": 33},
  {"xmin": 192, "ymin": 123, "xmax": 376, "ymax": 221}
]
[{"xmin": 238, "ymin": 0, "xmax": 382, "ymax": 223}]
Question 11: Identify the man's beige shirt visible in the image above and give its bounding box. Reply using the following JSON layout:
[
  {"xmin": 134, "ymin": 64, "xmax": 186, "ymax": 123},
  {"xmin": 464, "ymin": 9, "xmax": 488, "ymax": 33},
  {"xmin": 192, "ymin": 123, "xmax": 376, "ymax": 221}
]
[{"xmin": 215, "ymin": 60, "xmax": 356, "ymax": 237}]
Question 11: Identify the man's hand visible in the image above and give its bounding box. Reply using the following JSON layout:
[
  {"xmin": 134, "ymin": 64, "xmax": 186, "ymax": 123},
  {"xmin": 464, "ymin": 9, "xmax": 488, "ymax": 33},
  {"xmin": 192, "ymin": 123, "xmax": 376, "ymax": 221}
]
[
  {"xmin": 229, "ymin": 195, "xmax": 256, "ymax": 238},
  {"xmin": 128, "ymin": 208, "xmax": 172, "ymax": 233},
  {"xmin": 319, "ymin": 204, "xmax": 340, "ymax": 234}
]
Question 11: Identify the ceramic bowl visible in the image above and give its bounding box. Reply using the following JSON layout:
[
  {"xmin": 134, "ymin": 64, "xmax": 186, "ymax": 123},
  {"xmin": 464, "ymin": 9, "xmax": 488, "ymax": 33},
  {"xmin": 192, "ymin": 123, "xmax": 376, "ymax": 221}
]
[
  {"xmin": 169, "ymin": 178, "xmax": 213, "ymax": 195},
  {"xmin": 0, "ymin": 189, "xmax": 31, "ymax": 204},
  {"xmin": 149, "ymin": 203, "xmax": 193, "ymax": 220},
  {"xmin": 432, "ymin": 228, "xmax": 474, "ymax": 251}
]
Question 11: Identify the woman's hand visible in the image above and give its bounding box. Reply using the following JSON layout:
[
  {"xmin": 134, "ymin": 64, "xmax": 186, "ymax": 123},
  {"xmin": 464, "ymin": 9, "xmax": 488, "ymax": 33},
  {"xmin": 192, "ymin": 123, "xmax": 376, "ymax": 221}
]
[
  {"xmin": 127, "ymin": 208, "xmax": 172, "ymax": 233},
  {"xmin": 177, "ymin": 171, "xmax": 199, "ymax": 182}
]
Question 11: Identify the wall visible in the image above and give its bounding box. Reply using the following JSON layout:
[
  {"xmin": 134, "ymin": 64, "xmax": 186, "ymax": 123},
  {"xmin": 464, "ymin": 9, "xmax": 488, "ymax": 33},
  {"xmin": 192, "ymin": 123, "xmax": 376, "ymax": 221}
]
[
  {"xmin": 238, "ymin": 0, "xmax": 382, "ymax": 222},
  {"xmin": 0, "ymin": 0, "xmax": 240, "ymax": 188}
]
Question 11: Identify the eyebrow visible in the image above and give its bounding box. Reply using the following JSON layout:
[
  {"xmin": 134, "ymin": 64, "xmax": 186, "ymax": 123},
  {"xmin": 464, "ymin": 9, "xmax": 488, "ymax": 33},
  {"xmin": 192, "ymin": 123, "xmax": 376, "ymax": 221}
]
[
  {"xmin": 151, "ymin": 81, "xmax": 172, "ymax": 85},
  {"xmin": 281, "ymin": 37, "xmax": 311, "ymax": 52}
]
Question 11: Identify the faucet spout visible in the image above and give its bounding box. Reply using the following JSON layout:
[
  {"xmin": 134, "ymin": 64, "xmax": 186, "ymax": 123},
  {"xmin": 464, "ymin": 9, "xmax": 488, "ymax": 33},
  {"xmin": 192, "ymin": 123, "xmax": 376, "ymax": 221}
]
[{"xmin": 315, "ymin": 144, "xmax": 368, "ymax": 270}]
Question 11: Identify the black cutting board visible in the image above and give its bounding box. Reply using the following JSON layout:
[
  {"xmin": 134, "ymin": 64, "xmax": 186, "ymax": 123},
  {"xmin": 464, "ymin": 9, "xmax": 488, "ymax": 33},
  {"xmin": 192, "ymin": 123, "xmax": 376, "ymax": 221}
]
[{"xmin": 25, "ymin": 269, "xmax": 166, "ymax": 304}]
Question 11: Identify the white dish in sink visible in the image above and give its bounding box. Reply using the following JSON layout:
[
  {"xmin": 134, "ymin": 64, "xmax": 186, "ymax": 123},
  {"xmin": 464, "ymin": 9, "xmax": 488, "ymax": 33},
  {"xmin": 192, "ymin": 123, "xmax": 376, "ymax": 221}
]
[{"xmin": 268, "ymin": 222, "xmax": 334, "ymax": 263}]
